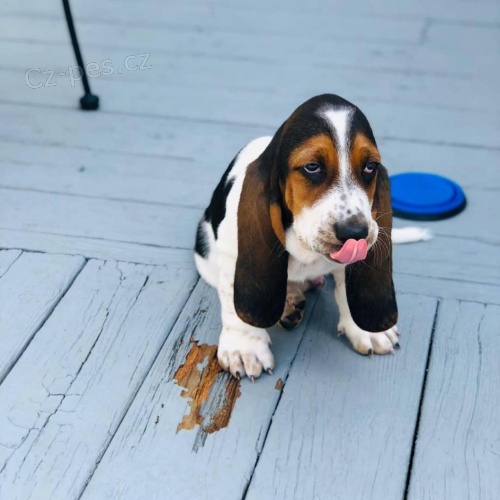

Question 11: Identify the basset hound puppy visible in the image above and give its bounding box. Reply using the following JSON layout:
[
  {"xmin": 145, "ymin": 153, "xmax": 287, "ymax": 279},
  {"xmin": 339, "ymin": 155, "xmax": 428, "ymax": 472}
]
[{"xmin": 194, "ymin": 94, "xmax": 428, "ymax": 380}]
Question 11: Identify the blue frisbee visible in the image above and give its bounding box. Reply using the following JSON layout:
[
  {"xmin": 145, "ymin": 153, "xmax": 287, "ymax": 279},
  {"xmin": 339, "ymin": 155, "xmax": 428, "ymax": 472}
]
[{"xmin": 390, "ymin": 172, "xmax": 467, "ymax": 221}]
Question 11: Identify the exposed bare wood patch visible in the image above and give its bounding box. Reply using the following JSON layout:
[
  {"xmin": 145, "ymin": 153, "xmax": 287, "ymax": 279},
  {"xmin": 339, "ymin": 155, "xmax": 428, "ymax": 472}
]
[
  {"xmin": 174, "ymin": 339, "xmax": 241, "ymax": 435},
  {"xmin": 275, "ymin": 378, "xmax": 284, "ymax": 391}
]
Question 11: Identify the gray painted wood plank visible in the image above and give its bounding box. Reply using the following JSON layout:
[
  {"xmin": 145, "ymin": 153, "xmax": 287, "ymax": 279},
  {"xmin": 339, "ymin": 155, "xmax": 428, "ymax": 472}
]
[
  {"xmin": 2, "ymin": 18, "xmax": 497, "ymax": 83},
  {"xmin": 392, "ymin": 189, "xmax": 499, "ymax": 246},
  {"xmin": 1, "ymin": 98, "xmax": 499, "ymax": 166},
  {"xmin": 245, "ymin": 292, "xmax": 438, "ymax": 500},
  {"xmin": 0, "ymin": 188, "xmax": 200, "ymax": 250},
  {"xmin": 4, "ymin": 3, "xmax": 500, "ymax": 61},
  {"xmin": 5, "ymin": 39, "xmax": 500, "ymax": 101},
  {"xmin": 0, "ymin": 229, "xmax": 195, "ymax": 268},
  {"xmin": 2, "ymin": 0, "xmax": 499, "ymax": 25},
  {"xmin": 0, "ymin": 252, "xmax": 85, "ymax": 384},
  {"xmin": 4, "ymin": 64, "xmax": 499, "ymax": 126},
  {"xmin": 1, "ymin": 186, "xmax": 496, "ymax": 283},
  {"xmin": 394, "ymin": 274, "xmax": 500, "ymax": 305},
  {"xmin": 184, "ymin": 0, "xmax": 500, "ymax": 24},
  {"xmin": 0, "ymin": 102, "xmax": 259, "ymax": 163},
  {"xmin": 4, "ymin": 59, "xmax": 499, "ymax": 125},
  {"xmin": 81, "ymin": 281, "xmax": 319, "ymax": 500},
  {"xmin": 0, "ymin": 140, "xmax": 218, "ymax": 186},
  {"xmin": 1, "ymin": 138, "xmax": 498, "ymax": 200},
  {"xmin": 407, "ymin": 301, "xmax": 500, "ymax": 500},
  {"xmin": 4, "ymin": 81, "xmax": 500, "ymax": 150},
  {"xmin": 0, "ymin": 249, "xmax": 22, "ymax": 277},
  {"xmin": 381, "ymin": 142, "xmax": 500, "ymax": 191},
  {"xmin": 393, "ymin": 236, "xmax": 500, "ymax": 286},
  {"xmin": 425, "ymin": 21, "xmax": 500, "ymax": 53},
  {"xmin": 0, "ymin": 12, "xmax": 424, "ymax": 45},
  {"xmin": 0, "ymin": 157, "xmax": 213, "ymax": 209},
  {"xmin": 0, "ymin": 259, "xmax": 197, "ymax": 500}
]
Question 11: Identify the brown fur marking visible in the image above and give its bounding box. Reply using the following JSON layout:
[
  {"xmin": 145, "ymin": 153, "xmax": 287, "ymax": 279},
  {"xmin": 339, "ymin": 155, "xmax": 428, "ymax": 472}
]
[
  {"xmin": 270, "ymin": 203, "xmax": 286, "ymax": 246},
  {"xmin": 234, "ymin": 160, "xmax": 288, "ymax": 328},
  {"xmin": 349, "ymin": 133, "xmax": 381, "ymax": 209},
  {"xmin": 286, "ymin": 134, "xmax": 339, "ymax": 215}
]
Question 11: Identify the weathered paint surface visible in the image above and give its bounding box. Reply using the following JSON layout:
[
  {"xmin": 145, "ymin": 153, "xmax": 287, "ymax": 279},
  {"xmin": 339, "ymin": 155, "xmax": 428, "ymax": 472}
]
[
  {"xmin": 0, "ymin": 0, "xmax": 499, "ymax": 498},
  {"xmin": 174, "ymin": 340, "xmax": 241, "ymax": 435}
]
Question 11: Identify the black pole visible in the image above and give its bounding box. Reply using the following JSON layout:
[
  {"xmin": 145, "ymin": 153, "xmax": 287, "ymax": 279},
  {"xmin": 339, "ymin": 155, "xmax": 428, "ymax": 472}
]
[{"xmin": 61, "ymin": 0, "xmax": 99, "ymax": 110}]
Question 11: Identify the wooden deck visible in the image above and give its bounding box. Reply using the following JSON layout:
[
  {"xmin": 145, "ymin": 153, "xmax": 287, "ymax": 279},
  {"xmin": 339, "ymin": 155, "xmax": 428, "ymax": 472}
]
[{"xmin": 0, "ymin": 0, "xmax": 499, "ymax": 498}]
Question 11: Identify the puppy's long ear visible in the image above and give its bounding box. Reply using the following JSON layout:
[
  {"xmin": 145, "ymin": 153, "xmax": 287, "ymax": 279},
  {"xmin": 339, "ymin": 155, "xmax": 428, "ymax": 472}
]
[
  {"xmin": 345, "ymin": 165, "xmax": 398, "ymax": 331},
  {"xmin": 234, "ymin": 159, "xmax": 288, "ymax": 328}
]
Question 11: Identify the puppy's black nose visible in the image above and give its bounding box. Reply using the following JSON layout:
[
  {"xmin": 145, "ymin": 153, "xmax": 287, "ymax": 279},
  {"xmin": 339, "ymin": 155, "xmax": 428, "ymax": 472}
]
[{"xmin": 334, "ymin": 221, "xmax": 369, "ymax": 243}]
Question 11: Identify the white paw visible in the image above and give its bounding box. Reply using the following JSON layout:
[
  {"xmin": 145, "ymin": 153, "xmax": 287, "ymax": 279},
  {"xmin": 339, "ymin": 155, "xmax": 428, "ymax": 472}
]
[
  {"xmin": 338, "ymin": 321, "xmax": 400, "ymax": 355},
  {"xmin": 217, "ymin": 327, "xmax": 274, "ymax": 380}
]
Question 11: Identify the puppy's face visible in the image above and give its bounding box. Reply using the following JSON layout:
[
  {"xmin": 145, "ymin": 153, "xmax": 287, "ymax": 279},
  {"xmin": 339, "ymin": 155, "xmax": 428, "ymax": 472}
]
[{"xmin": 277, "ymin": 96, "xmax": 383, "ymax": 260}]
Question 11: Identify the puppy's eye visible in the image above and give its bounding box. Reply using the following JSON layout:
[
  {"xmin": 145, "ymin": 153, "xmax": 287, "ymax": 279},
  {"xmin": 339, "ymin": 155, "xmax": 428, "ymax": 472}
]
[
  {"xmin": 300, "ymin": 162, "xmax": 325, "ymax": 184},
  {"xmin": 302, "ymin": 163, "xmax": 322, "ymax": 174},
  {"xmin": 362, "ymin": 162, "xmax": 378, "ymax": 182}
]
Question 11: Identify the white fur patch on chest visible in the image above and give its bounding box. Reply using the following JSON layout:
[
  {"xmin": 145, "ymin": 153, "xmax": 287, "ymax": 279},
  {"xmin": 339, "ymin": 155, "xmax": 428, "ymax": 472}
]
[{"xmin": 286, "ymin": 228, "xmax": 340, "ymax": 282}]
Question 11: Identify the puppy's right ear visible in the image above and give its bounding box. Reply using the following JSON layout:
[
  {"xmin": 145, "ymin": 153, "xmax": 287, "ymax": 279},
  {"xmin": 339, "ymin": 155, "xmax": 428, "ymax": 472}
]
[
  {"xmin": 345, "ymin": 164, "xmax": 398, "ymax": 332},
  {"xmin": 234, "ymin": 159, "xmax": 288, "ymax": 328}
]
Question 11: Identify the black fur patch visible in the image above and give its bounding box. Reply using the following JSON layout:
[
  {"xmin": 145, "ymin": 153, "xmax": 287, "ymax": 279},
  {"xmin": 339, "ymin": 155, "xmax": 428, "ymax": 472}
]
[
  {"xmin": 194, "ymin": 156, "xmax": 238, "ymax": 257},
  {"xmin": 194, "ymin": 221, "xmax": 209, "ymax": 257},
  {"xmin": 205, "ymin": 157, "xmax": 237, "ymax": 239}
]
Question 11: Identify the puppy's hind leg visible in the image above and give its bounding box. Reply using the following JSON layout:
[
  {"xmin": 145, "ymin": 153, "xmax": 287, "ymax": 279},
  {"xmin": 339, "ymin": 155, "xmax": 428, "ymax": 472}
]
[
  {"xmin": 279, "ymin": 281, "xmax": 309, "ymax": 330},
  {"xmin": 194, "ymin": 220, "xmax": 219, "ymax": 288}
]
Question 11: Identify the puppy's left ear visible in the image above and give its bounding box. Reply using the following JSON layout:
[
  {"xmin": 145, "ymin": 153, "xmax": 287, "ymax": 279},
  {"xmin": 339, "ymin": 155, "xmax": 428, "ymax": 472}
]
[
  {"xmin": 345, "ymin": 165, "xmax": 398, "ymax": 331},
  {"xmin": 234, "ymin": 159, "xmax": 288, "ymax": 328}
]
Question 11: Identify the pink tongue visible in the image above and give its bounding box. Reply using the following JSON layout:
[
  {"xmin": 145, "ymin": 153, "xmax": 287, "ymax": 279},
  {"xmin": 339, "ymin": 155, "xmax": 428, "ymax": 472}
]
[{"xmin": 330, "ymin": 239, "xmax": 368, "ymax": 264}]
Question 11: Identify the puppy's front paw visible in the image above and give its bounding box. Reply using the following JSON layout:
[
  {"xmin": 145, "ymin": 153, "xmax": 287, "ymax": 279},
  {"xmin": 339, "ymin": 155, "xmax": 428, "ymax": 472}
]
[
  {"xmin": 217, "ymin": 327, "xmax": 274, "ymax": 381},
  {"xmin": 339, "ymin": 322, "xmax": 399, "ymax": 356}
]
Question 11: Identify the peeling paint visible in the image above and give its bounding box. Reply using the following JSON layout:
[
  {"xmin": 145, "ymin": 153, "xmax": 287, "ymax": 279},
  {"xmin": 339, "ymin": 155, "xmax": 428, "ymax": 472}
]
[
  {"xmin": 275, "ymin": 378, "xmax": 284, "ymax": 391},
  {"xmin": 174, "ymin": 340, "xmax": 241, "ymax": 435}
]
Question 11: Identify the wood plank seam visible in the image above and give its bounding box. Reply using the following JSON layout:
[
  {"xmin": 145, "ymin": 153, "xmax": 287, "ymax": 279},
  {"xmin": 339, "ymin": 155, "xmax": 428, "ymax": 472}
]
[
  {"xmin": 0, "ymin": 256, "xmax": 87, "ymax": 385},
  {"xmin": 0, "ymin": 227, "xmax": 192, "ymax": 251},
  {"xmin": 0, "ymin": 261, "xmax": 130, "ymax": 476},
  {"xmin": 28, "ymin": 266, "xmax": 152, "ymax": 493},
  {"xmin": 0, "ymin": 98, "xmax": 274, "ymax": 132},
  {"xmin": 77, "ymin": 277, "xmax": 200, "ymax": 497},
  {"xmin": 396, "ymin": 271, "xmax": 499, "ymax": 288},
  {"xmin": 0, "ymin": 135, "xmax": 195, "ymax": 162},
  {"xmin": 0, "ymin": 261, "xmax": 198, "ymax": 496},
  {"xmin": 241, "ymin": 297, "xmax": 321, "ymax": 500},
  {"xmin": 0, "ymin": 184, "xmax": 204, "ymax": 210},
  {"xmin": 3, "ymin": 97, "xmax": 499, "ymax": 151},
  {"xmin": 403, "ymin": 300, "xmax": 441, "ymax": 500},
  {"xmin": 0, "ymin": 237, "xmax": 194, "ymax": 269},
  {"xmin": 0, "ymin": 250, "xmax": 22, "ymax": 279},
  {"xmin": 404, "ymin": 301, "xmax": 497, "ymax": 499}
]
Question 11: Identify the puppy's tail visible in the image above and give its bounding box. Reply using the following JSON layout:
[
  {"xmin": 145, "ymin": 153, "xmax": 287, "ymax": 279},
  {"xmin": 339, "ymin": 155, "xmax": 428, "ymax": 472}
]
[{"xmin": 392, "ymin": 227, "xmax": 432, "ymax": 244}]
